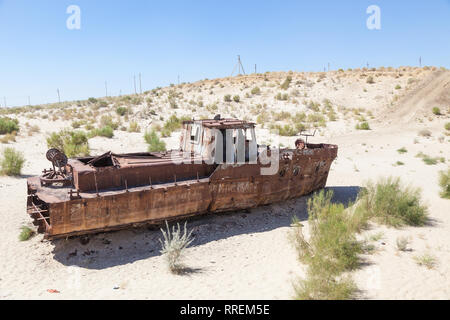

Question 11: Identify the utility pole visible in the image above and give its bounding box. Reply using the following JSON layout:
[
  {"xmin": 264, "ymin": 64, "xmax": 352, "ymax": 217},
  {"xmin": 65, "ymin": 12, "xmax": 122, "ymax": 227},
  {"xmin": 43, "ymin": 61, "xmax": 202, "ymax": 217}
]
[
  {"xmin": 366, "ymin": 62, "xmax": 369, "ymax": 69},
  {"xmin": 255, "ymin": 64, "xmax": 257, "ymax": 74},
  {"xmin": 133, "ymin": 75, "xmax": 137, "ymax": 94},
  {"xmin": 105, "ymin": 81, "xmax": 108, "ymax": 97},
  {"xmin": 57, "ymin": 89, "xmax": 61, "ymax": 103},
  {"xmin": 139, "ymin": 73, "xmax": 142, "ymax": 94},
  {"xmin": 231, "ymin": 55, "xmax": 246, "ymax": 76},
  {"xmin": 28, "ymin": 96, "xmax": 31, "ymax": 106},
  {"xmin": 419, "ymin": 56, "xmax": 422, "ymax": 67},
  {"xmin": 177, "ymin": 75, "xmax": 180, "ymax": 85}
]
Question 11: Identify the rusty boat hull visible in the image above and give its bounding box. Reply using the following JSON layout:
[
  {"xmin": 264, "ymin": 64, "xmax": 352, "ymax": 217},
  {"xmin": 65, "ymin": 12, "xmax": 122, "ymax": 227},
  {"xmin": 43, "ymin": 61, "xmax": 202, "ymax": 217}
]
[{"xmin": 27, "ymin": 144, "xmax": 337, "ymax": 239}]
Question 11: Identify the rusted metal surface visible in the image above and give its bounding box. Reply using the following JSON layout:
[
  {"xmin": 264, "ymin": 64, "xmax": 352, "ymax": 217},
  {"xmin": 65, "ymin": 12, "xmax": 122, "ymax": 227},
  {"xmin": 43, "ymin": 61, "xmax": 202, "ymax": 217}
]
[{"xmin": 26, "ymin": 118, "xmax": 338, "ymax": 239}]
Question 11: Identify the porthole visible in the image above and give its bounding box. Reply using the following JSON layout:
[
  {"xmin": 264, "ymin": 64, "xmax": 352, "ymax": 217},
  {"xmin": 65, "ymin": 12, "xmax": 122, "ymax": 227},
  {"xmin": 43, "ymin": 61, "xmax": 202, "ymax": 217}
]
[
  {"xmin": 293, "ymin": 166, "xmax": 300, "ymax": 176},
  {"xmin": 279, "ymin": 168, "xmax": 287, "ymax": 177}
]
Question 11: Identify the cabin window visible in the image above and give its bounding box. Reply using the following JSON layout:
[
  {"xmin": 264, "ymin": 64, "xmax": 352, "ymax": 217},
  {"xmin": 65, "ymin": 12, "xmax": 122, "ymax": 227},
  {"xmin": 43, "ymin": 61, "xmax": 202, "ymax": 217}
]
[{"xmin": 190, "ymin": 125, "xmax": 200, "ymax": 144}]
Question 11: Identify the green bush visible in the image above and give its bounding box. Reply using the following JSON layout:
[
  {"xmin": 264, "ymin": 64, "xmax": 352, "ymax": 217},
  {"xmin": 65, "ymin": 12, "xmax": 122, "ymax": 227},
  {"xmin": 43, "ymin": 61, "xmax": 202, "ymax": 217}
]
[
  {"xmin": 47, "ymin": 130, "xmax": 90, "ymax": 158},
  {"xmin": 355, "ymin": 122, "xmax": 370, "ymax": 130},
  {"xmin": 432, "ymin": 107, "xmax": 441, "ymax": 115},
  {"xmin": 233, "ymin": 95, "xmax": 240, "ymax": 103},
  {"xmin": 438, "ymin": 169, "xmax": 450, "ymax": 199},
  {"xmin": 224, "ymin": 94, "xmax": 232, "ymax": 102},
  {"xmin": 128, "ymin": 121, "xmax": 140, "ymax": 133},
  {"xmin": 0, "ymin": 147, "xmax": 25, "ymax": 176},
  {"xmin": 161, "ymin": 115, "xmax": 190, "ymax": 137},
  {"xmin": 0, "ymin": 117, "xmax": 19, "ymax": 135},
  {"xmin": 100, "ymin": 115, "xmax": 119, "ymax": 130},
  {"xmin": 116, "ymin": 106, "xmax": 128, "ymax": 116},
  {"xmin": 290, "ymin": 190, "xmax": 362, "ymax": 300},
  {"xmin": 366, "ymin": 76, "xmax": 375, "ymax": 84},
  {"xmin": 397, "ymin": 147, "xmax": 408, "ymax": 154},
  {"xmin": 280, "ymin": 76, "xmax": 292, "ymax": 90},
  {"xmin": 19, "ymin": 226, "xmax": 34, "ymax": 241},
  {"xmin": 445, "ymin": 123, "xmax": 450, "ymax": 131},
  {"xmin": 144, "ymin": 130, "xmax": 166, "ymax": 152},
  {"xmin": 355, "ymin": 177, "xmax": 428, "ymax": 227},
  {"xmin": 251, "ymin": 87, "xmax": 261, "ymax": 95},
  {"xmin": 89, "ymin": 126, "xmax": 114, "ymax": 139}
]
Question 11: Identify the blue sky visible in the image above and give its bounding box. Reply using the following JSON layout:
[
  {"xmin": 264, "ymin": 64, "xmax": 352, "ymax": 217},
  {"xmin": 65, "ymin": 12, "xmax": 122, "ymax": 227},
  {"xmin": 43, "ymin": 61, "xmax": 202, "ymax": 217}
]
[{"xmin": 0, "ymin": 0, "xmax": 449, "ymax": 107}]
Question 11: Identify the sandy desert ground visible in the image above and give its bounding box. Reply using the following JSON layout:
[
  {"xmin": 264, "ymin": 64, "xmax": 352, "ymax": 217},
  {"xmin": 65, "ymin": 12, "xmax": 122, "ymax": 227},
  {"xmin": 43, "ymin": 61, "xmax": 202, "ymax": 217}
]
[{"xmin": 0, "ymin": 66, "xmax": 449, "ymax": 299}]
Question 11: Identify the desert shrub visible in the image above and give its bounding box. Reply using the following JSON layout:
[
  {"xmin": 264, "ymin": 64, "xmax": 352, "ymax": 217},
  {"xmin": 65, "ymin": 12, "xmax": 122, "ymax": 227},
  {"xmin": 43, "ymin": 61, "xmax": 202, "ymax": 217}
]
[
  {"xmin": 438, "ymin": 169, "xmax": 450, "ymax": 199},
  {"xmin": 87, "ymin": 97, "xmax": 98, "ymax": 104},
  {"xmin": 294, "ymin": 275, "xmax": 356, "ymax": 300},
  {"xmin": 159, "ymin": 221, "xmax": 194, "ymax": 274},
  {"xmin": 89, "ymin": 126, "xmax": 114, "ymax": 139},
  {"xmin": 251, "ymin": 87, "xmax": 261, "ymax": 95},
  {"xmin": 275, "ymin": 92, "xmax": 289, "ymax": 101},
  {"xmin": 224, "ymin": 94, "xmax": 232, "ymax": 102},
  {"xmin": 161, "ymin": 115, "xmax": 190, "ymax": 137},
  {"xmin": 19, "ymin": 226, "xmax": 34, "ymax": 241},
  {"xmin": 395, "ymin": 85, "xmax": 402, "ymax": 90},
  {"xmin": 418, "ymin": 129, "xmax": 432, "ymax": 137},
  {"xmin": 233, "ymin": 95, "xmax": 240, "ymax": 103},
  {"xmin": 366, "ymin": 76, "xmax": 375, "ymax": 84},
  {"xmin": 270, "ymin": 124, "xmax": 297, "ymax": 136},
  {"xmin": 47, "ymin": 130, "xmax": 90, "ymax": 157},
  {"xmin": 355, "ymin": 177, "xmax": 428, "ymax": 227},
  {"xmin": 290, "ymin": 190, "xmax": 362, "ymax": 300},
  {"xmin": 0, "ymin": 147, "xmax": 25, "ymax": 176},
  {"xmin": 432, "ymin": 107, "xmax": 441, "ymax": 115},
  {"xmin": 414, "ymin": 253, "xmax": 437, "ymax": 269},
  {"xmin": 396, "ymin": 236, "xmax": 409, "ymax": 252},
  {"xmin": 116, "ymin": 106, "xmax": 128, "ymax": 116},
  {"xmin": 100, "ymin": 115, "xmax": 119, "ymax": 130},
  {"xmin": 445, "ymin": 123, "xmax": 450, "ymax": 131},
  {"xmin": 144, "ymin": 130, "xmax": 166, "ymax": 152},
  {"xmin": 0, "ymin": 132, "xmax": 17, "ymax": 144},
  {"xmin": 397, "ymin": 147, "xmax": 408, "ymax": 154},
  {"xmin": 280, "ymin": 76, "xmax": 292, "ymax": 90},
  {"xmin": 128, "ymin": 121, "xmax": 140, "ymax": 133},
  {"xmin": 0, "ymin": 117, "xmax": 19, "ymax": 135},
  {"xmin": 355, "ymin": 122, "xmax": 370, "ymax": 130}
]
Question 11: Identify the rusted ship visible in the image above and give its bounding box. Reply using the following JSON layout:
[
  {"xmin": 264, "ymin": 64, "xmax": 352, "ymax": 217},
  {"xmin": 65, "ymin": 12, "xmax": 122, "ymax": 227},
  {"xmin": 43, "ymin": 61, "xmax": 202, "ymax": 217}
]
[{"xmin": 27, "ymin": 117, "xmax": 338, "ymax": 239}]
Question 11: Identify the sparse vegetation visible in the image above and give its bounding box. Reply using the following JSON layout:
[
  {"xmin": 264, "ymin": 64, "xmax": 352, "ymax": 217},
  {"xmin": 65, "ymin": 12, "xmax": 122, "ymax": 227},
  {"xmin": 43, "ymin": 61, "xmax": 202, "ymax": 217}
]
[
  {"xmin": 396, "ymin": 236, "xmax": 409, "ymax": 251},
  {"xmin": 414, "ymin": 253, "xmax": 437, "ymax": 269},
  {"xmin": 0, "ymin": 117, "xmax": 19, "ymax": 135},
  {"xmin": 88, "ymin": 126, "xmax": 114, "ymax": 139},
  {"xmin": 0, "ymin": 147, "xmax": 25, "ymax": 176},
  {"xmin": 432, "ymin": 107, "xmax": 441, "ymax": 116},
  {"xmin": 290, "ymin": 190, "xmax": 363, "ymax": 300},
  {"xmin": 144, "ymin": 130, "xmax": 166, "ymax": 152},
  {"xmin": 355, "ymin": 177, "xmax": 428, "ymax": 227},
  {"xmin": 223, "ymin": 94, "xmax": 232, "ymax": 102},
  {"xmin": 355, "ymin": 122, "xmax": 370, "ymax": 130},
  {"xmin": 159, "ymin": 221, "xmax": 195, "ymax": 274},
  {"xmin": 251, "ymin": 87, "xmax": 261, "ymax": 95},
  {"xmin": 397, "ymin": 147, "xmax": 408, "ymax": 154},
  {"xmin": 19, "ymin": 226, "xmax": 34, "ymax": 241},
  {"xmin": 366, "ymin": 76, "xmax": 375, "ymax": 84},
  {"xmin": 438, "ymin": 169, "xmax": 450, "ymax": 199},
  {"xmin": 47, "ymin": 130, "xmax": 90, "ymax": 157},
  {"xmin": 233, "ymin": 95, "xmax": 240, "ymax": 103}
]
